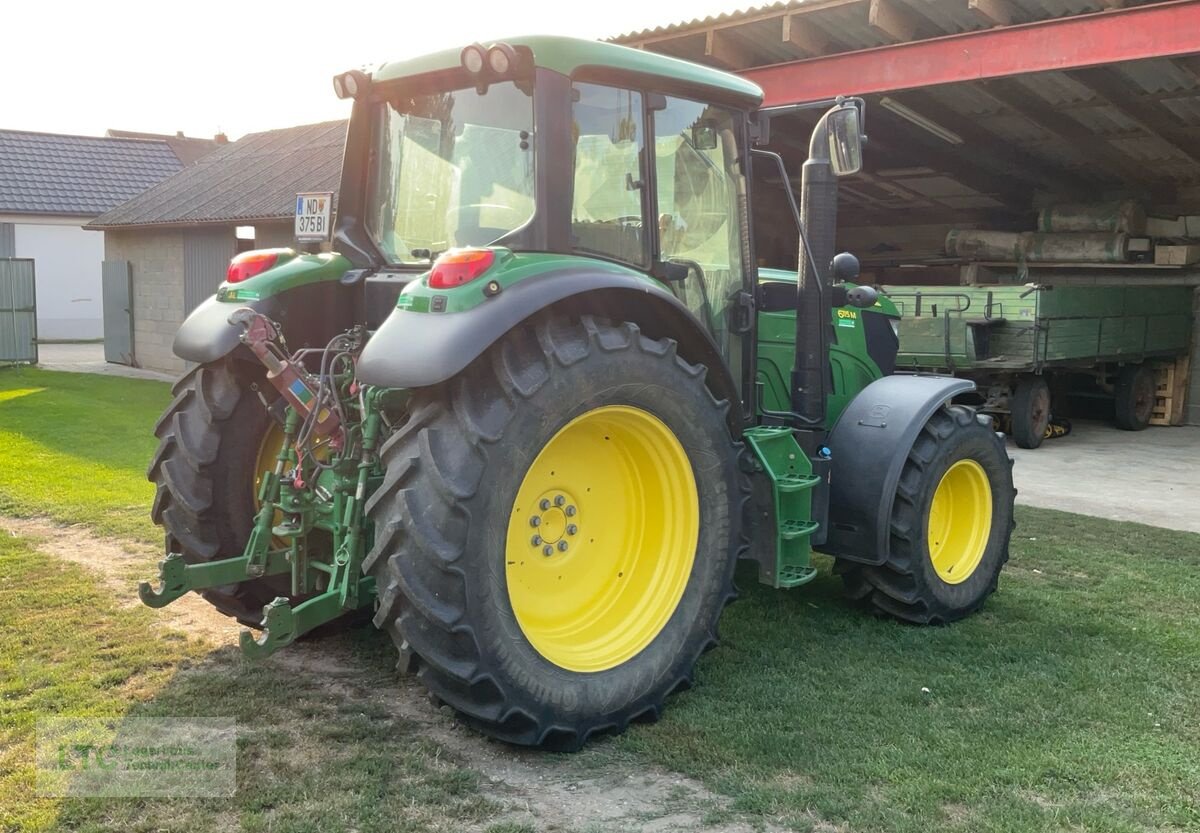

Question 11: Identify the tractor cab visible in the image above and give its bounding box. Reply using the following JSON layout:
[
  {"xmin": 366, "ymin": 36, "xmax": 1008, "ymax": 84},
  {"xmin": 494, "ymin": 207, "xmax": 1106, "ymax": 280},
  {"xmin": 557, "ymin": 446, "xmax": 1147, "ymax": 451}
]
[{"xmin": 333, "ymin": 36, "xmax": 879, "ymax": 436}]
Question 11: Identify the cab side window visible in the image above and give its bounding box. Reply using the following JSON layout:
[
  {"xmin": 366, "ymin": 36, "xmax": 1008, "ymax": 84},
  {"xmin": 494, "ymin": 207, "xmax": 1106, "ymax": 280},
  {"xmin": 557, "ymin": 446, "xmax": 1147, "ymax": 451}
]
[
  {"xmin": 569, "ymin": 83, "xmax": 647, "ymax": 266},
  {"xmin": 653, "ymin": 98, "xmax": 746, "ymax": 349}
]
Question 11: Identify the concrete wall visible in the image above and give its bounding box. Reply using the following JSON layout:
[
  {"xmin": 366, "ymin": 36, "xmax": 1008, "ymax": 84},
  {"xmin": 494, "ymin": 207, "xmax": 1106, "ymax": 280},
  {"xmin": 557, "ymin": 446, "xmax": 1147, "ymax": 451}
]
[
  {"xmin": 1189, "ymin": 287, "xmax": 1200, "ymax": 426},
  {"xmin": 9, "ymin": 218, "xmax": 104, "ymax": 340},
  {"xmin": 254, "ymin": 222, "xmax": 295, "ymax": 249},
  {"xmin": 104, "ymin": 228, "xmax": 186, "ymax": 374}
]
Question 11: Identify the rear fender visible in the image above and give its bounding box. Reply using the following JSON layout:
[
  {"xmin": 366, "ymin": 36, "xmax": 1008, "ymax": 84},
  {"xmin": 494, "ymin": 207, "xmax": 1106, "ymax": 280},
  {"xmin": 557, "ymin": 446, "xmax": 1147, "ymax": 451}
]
[
  {"xmin": 817, "ymin": 374, "xmax": 976, "ymax": 565},
  {"xmin": 355, "ymin": 267, "xmax": 744, "ymax": 428},
  {"xmin": 175, "ymin": 280, "xmax": 359, "ymax": 364}
]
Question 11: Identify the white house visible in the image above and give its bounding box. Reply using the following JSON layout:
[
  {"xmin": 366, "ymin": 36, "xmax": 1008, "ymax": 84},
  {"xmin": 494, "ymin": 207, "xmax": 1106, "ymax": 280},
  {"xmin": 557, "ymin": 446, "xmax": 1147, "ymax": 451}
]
[{"xmin": 0, "ymin": 129, "xmax": 217, "ymax": 340}]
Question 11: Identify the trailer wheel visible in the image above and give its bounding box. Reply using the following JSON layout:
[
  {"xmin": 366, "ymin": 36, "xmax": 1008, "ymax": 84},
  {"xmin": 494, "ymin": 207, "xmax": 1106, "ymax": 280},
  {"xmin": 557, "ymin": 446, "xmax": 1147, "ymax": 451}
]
[
  {"xmin": 147, "ymin": 360, "xmax": 298, "ymax": 626},
  {"xmin": 1114, "ymin": 363, "xmax": 1155, "ymax": 431},
  {"xmin": 1010, "ymin": 375, "xmax": 1050, "ymax": 449},
  {"xmin": 838, "ymin": 405, "xmax": 1015, "ymax": 623},
  {"xmin": 364, "ymin": 315, "xmax": 747, "ymax": 749}
]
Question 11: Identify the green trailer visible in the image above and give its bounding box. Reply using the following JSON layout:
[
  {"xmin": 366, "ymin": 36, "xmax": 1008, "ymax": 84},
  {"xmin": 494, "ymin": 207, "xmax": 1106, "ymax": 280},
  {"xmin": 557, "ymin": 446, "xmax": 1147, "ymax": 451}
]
[{"xmin": 889, "ymin": 282, "xmax": 1193, "ymax": 448}]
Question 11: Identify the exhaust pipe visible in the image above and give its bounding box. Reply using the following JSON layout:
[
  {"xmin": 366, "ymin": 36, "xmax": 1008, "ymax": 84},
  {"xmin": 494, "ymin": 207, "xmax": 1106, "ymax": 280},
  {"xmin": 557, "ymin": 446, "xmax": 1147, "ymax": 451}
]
[{"xmin": 791, "ymin": 114, "xmax": 838, "ymax": 447}]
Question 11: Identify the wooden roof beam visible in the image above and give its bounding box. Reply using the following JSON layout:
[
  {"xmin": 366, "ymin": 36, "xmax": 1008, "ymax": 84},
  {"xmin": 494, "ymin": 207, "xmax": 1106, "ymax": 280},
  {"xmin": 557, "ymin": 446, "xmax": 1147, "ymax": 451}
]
[
  {"xmin": 868, "ymin": 0, "xmax": 920, "ymax": 42},
  {"xmin": 1066, "ymin": 66, "xmax": 1200, "ymax": 165},
  {"xmin": 705, "ymin": 29, "xmax": 756, "ymax": 70},
  {"xmin": 967, "ymin": 0, "xmax": 1021, "ymax": 27},
  {"xmin": 625, "ymin": 0, "xmax": 864, "ymax": 49},
  {"xmin": 783, "ymin": 14, "xmax": 833, "ymax": 57}
]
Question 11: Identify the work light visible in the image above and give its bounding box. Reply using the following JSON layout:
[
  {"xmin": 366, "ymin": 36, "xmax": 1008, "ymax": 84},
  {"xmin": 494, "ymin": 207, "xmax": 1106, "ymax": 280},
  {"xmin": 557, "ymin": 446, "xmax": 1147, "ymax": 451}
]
[
  {"xmin": 487, "ymin": 43, "xmax": 516, "ymax": 75},
  {"xmin": 461, "ymin": 44, "xmax": 487, "ymax": 75}
]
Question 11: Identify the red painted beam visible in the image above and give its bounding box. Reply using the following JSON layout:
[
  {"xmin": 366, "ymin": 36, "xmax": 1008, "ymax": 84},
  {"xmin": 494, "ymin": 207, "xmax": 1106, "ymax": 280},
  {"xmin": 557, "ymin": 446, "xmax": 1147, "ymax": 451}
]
[{"xmin": 742, "ymin": 0, "xmax": 1200, "ymax": 106}]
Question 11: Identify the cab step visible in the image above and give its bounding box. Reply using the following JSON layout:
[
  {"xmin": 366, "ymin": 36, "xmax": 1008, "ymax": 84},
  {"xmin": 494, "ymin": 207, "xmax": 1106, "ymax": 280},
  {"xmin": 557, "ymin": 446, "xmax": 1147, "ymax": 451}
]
[{"xmin": 744, "ymin": 427, "xmax": 822, "ymax": 589}]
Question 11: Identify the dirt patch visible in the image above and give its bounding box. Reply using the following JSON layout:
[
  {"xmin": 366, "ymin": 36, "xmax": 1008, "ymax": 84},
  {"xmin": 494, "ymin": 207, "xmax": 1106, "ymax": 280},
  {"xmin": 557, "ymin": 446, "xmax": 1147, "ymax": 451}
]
[
  {"xmin": 0, "ymin": 515, "xmax": 239, "ymax": 644},
  {"xmin": 5, "ymin": 513, "xmax": 787, "ymax": 832},
  {"xmin": 272, "ymin": 643, "xmax": 786, "ymax": 833}
]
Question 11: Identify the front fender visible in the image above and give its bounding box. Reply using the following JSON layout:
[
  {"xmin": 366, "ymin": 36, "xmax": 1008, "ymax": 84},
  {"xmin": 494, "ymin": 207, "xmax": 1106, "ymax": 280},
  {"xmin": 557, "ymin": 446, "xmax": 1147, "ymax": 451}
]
[{"xmin": 818, "ymin": 374, "xmax": 976, "ymax": 565}]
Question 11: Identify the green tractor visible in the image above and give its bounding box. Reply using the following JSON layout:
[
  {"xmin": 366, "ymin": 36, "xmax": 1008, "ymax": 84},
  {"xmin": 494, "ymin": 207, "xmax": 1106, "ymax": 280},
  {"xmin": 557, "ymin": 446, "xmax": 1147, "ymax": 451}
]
[{"xmin": 141, "ymin": 36, "xmax": 1015, "ymax": 749}]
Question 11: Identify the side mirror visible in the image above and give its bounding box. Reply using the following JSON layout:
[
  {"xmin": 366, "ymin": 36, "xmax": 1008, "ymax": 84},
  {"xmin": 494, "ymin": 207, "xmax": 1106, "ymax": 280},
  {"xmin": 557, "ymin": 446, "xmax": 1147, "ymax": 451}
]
[
  {"xmin": 691, "ymin": 122, "xmax": 719, "ymax": 151},
  {"xmin": 827, "ymin": 105, "xmax": 864, "ymax": 177},
  {"xmin": 830, "ymin": 252, "xmax": 860, "ymax": 282}
]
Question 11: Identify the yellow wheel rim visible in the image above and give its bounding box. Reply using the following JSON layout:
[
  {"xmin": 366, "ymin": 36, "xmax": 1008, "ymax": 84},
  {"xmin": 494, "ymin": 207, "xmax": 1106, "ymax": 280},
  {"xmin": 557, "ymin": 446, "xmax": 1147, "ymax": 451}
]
[
  {"xmin": 254, "ymin": 421, "xmax": 287, "ymax": 510},
  {"xmin": 927, "ymin": 459, "xmax": 993, "ymax": 584},
  {"xmin": 505, "ymin": 405, "xmax": 700, "ymax": 673}
]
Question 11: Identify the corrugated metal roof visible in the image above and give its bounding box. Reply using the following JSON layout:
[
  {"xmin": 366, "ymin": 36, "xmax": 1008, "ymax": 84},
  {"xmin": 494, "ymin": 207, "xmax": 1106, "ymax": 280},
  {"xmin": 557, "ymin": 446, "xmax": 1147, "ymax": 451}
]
[
  {"xmin": 88, "ymin": 121, "xmax": 346, "ymax": 229},
  {"xmin": 612, "ymin": 0, "xmax": 1200, "ymax": 205},
  {"xmin": 610, "ymin": 0, "xmax": 1148, "ymax": 47},
  {"xmin": 0, "ymin": 129, "xmax": 183, "ymax": 217}
]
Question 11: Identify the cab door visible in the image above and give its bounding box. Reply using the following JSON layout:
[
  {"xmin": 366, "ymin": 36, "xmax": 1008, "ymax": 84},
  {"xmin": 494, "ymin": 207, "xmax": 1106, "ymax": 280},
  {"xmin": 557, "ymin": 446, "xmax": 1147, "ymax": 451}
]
[{"xmin": 650, "ymin": 97, "xmax": 754, "ymax": 403}]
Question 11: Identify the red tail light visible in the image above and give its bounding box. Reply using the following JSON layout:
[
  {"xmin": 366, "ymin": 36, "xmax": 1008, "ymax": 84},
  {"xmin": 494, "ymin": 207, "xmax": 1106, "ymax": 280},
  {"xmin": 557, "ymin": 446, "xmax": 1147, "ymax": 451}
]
[
  {"xmin": 428, "ymin": 249, "xmax": 495, "ymax": 289},
  {"xmin": 227, "ymin": 251, "xmax": 279, "ymax": 283}
]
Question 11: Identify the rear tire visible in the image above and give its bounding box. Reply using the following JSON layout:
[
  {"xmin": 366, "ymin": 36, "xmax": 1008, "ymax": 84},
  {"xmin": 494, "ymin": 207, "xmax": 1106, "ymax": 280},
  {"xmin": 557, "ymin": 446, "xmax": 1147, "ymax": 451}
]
[
  {"xmin": 1010, "ymin": 375, "xmax": 1050, "ymax": 449},
  {"xmin": 837, "ymin": 405, "xmax": 1015, "ymax": 624},
  {"xmin": 1113, "ymin": 363, "xmax": 1155, "ymax": 431},
  {"xmin": 148, "ymin": 359, "xmax": 292, "ymax": 627},
  {"xmin": 364, "ymin": 315, "xmax": 748, "ymax": 749}
]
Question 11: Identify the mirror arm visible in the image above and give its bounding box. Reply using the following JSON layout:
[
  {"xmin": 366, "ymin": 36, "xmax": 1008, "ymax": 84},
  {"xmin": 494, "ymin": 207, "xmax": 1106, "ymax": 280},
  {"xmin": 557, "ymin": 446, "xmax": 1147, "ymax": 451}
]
[{"xmin": 750, "ymin": 149, "xmax": 802, "ymax": 232}]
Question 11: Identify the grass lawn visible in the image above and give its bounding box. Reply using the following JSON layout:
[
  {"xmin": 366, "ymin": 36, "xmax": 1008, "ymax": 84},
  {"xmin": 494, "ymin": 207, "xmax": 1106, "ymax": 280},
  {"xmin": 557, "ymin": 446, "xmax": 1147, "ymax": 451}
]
[
  {"xmin": 0, "ymin": 367, "xmax": 170, "ymax": 543},
  {"xmin": 0, "ymin": 531, "xmax": 500, "ymax": 833},
  {"xmin": 3, "ymin": 367, "xmax": 1198, "ymax": 832},
  {"xmin": 617, "ymin": 513, "xmax": 1200, "ymax": 832}
]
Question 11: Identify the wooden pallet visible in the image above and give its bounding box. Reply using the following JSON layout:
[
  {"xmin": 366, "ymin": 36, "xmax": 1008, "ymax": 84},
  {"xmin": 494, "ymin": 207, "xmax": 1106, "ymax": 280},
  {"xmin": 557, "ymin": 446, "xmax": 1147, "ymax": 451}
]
[{"xmin": 1150, "ymin": 355, "xmax": 1191, "ymax": 426}]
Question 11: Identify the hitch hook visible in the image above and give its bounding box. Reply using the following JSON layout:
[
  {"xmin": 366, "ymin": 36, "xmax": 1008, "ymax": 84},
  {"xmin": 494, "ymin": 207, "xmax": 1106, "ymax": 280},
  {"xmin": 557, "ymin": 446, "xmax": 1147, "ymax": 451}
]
[{"xmin": 137, "ymin": 553, "xmax": 189, "ymax": 608}]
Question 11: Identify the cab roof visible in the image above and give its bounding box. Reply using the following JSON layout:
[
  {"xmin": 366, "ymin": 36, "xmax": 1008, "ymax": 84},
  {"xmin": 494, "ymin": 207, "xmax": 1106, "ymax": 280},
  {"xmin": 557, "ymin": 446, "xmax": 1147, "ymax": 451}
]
[{"xmin": 370, "ymin": 35, "xmax": 763, "ymax": 108}]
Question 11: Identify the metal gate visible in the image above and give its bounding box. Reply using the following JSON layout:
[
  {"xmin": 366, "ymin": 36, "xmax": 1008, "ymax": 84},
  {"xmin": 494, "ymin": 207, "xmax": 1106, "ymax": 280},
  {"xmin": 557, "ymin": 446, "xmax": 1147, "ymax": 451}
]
[
  {"xmin": 0, "ymin": 258, "xmax": 37, "ymax": 364},
  {"xmin": 102, "ymin": 260, "xmax": 134, "ymax": 365}
]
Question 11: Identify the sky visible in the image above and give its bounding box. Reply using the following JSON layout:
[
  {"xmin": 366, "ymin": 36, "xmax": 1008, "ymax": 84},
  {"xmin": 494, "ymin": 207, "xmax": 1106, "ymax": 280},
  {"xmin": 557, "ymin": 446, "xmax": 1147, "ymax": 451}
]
[{"xmin": 3, "ymin": 0, "xmax": 757, "ymax": 140}]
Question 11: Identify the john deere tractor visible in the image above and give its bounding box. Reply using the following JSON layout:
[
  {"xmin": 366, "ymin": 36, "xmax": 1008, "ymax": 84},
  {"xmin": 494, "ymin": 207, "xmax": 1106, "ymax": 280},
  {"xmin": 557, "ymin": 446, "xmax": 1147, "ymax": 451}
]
[{"xmin": 141, "ymin": 36, "xmax": 1015, "ymax": 749}]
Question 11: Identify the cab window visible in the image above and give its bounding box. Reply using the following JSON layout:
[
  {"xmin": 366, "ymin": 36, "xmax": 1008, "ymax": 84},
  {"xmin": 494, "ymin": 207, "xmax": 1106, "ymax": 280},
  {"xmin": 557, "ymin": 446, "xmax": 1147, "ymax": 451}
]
[
  {"xmin": 569, "ymin": 83, "xmax": 647, "ymax": 266},
  {"xmin": 653, "ymin": 98, "xmax": 746, "ymax": 353}
]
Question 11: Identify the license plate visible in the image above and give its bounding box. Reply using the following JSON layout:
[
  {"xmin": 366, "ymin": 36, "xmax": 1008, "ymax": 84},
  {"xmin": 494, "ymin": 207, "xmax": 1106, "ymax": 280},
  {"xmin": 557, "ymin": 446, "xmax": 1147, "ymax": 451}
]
[{"xmin": 294, "ymin": 192, "xmax": 333, "ymax": 241}]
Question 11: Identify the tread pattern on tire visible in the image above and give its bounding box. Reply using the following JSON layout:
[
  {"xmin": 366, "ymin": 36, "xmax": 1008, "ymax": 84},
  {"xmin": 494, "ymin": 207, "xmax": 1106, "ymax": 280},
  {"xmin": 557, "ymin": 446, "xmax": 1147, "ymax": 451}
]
[
  {"xmin": 837, "ymin": 405, "xmax": 1016, "ymax": 624},
  {"xmin": 364, "ymin": 315, "xmax": 748, "ymax": 749},
  {"xmin": 148, "ymin": 361, "xmax": 277, "ymax": 626},
  {"xmin": 1113, "ymin": 363, "xmax": 1153, "ymax": 431}
]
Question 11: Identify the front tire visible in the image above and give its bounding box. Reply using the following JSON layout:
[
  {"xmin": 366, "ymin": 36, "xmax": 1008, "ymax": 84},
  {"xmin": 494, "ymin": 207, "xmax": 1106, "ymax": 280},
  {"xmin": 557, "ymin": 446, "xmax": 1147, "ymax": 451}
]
[
  {"xmin": 364, "ymin": 316, "xmax": 747, "ymax": 749},
  {"xmin": 838, "ymin": 405, "xmax": 1015, "ymax": 624}
]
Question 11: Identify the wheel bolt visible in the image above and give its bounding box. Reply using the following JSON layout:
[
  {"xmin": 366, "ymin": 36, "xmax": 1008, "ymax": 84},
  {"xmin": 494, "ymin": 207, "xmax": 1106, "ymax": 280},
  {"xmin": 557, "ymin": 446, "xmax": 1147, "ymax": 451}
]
[
  {"xmin": 565, "ymin": 505, "xmax": 576, "ymax": 517},
  {"xmin": 554, "ymin": 495, "xmax": 565, "ymax": 507},
  {"xmin": 539, "ymin": 499, "xmax": 551, "ymax": 511},
  {"xmin": 543, "ymin": 545, "xmax": 554, "ymax": 557},
  {"xmin": 557, "ymin": 540, "xmax": 569, "ymax": 552},
  {"xmin": 531, "ymin": 535, "xmax": 541, "ymax": 546},
  {"xmin": 567, "ymin": 524, "xmax": 578, "ymax": 536},
  {"xmin": 529, "ymin": 516, "xmax": 541, "ymax": 528}
]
